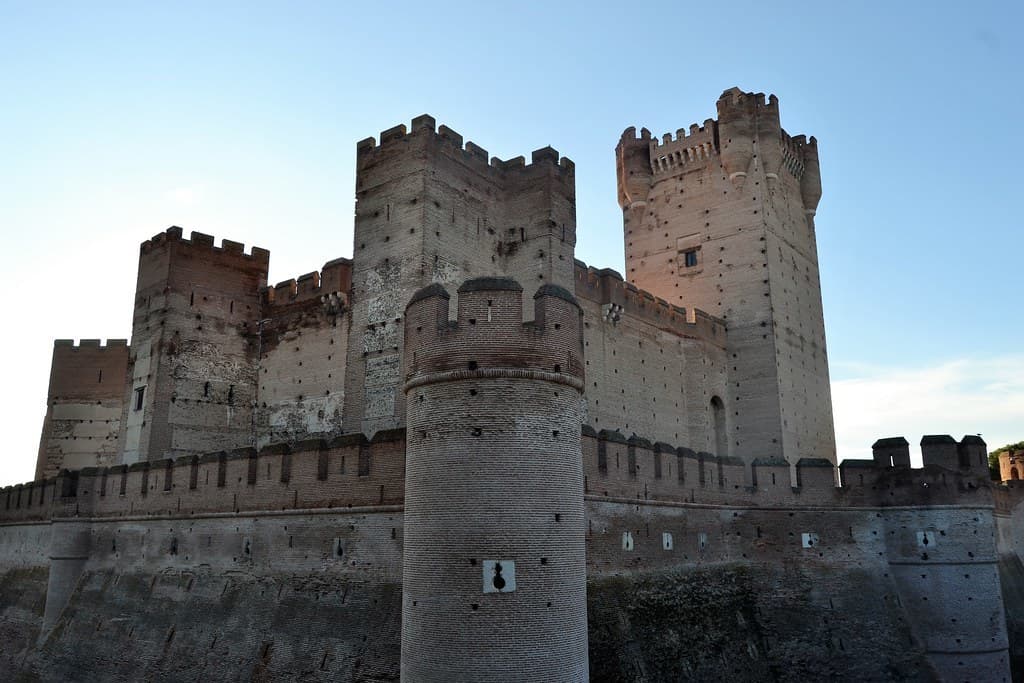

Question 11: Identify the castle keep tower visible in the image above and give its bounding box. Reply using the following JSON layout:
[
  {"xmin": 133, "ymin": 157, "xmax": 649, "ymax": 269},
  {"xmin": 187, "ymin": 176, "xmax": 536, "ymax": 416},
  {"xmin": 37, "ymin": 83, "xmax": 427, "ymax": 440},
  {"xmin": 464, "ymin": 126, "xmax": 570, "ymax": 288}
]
[
  {"xmin": 401, "ymin": 278, "xmax": 588, "ymax": 681},
  {"xmin": 345, "ymin": 116, "xmax": 576, "ymax": 437},
  {"xmin": 617, "ymin": 88, "xmax": 835, "ymax": 465},
  {"xmin": 119, "ymin": 227, "xmax": 268, "ymax": 463}
]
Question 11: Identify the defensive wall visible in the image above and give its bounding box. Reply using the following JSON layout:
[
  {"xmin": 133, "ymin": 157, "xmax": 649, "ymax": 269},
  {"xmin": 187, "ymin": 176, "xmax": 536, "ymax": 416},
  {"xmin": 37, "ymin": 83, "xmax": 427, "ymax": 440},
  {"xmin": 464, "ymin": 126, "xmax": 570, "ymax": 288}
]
[
  {"xmin": 257, "ymin": 258, "xmax": 352, "ymax": 448},
  {"xmin": 1, "ymin": 429, "xmax": 1017, "ymax": 680}
]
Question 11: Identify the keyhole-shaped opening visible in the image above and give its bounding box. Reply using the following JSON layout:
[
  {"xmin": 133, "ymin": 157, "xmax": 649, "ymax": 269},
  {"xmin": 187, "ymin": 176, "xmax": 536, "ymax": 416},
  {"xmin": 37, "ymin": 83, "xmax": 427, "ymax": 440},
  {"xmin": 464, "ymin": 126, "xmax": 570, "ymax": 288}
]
[
  {"xmin": 922, "ymin": 535, "xmax": 930, "ymax": 546},
  {"xmin": 492, "ymin": 562, "xmax": 506, "ymax": 591}
]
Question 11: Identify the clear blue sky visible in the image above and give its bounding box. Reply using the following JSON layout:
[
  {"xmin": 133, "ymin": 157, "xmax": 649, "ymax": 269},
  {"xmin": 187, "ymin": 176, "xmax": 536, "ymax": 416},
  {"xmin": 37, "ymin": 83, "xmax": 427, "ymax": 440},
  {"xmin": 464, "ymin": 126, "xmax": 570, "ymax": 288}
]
[{"xmin": 1, "ymin": 0, "xmax": 1021, "ymax": 485}]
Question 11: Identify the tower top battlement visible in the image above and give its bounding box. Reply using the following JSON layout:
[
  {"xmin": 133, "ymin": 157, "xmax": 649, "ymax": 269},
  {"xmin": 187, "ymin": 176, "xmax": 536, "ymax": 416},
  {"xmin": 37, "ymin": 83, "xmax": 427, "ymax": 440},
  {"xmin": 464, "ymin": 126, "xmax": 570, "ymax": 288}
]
[
  {"xmin": 403, "ymin": 277, "xmax": 584, "ymax": 392},
  {"xmin": 139, "ymin": 226, "xmax": 270, "ymax": 265},
  {"xmin": 356, "ymin": 114, "xmax": 575, "ymax": 179}
]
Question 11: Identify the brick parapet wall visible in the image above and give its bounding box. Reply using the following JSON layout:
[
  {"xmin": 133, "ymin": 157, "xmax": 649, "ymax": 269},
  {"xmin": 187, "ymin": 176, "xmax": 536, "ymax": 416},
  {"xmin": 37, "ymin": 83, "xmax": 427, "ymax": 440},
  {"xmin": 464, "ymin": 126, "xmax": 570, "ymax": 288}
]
[
  {"xmin": 403, "ymin": 278, "xmax": 585, "ymax": 385},
  {"xmin": 2, "ymin": 431, "xmax": 405, "ymax": 523},
  {"xmin": 3, "ymin": 431, "xmax": 999, "ymax": 525},
  {"xmin": 573, "ymin": 259, "xmax": 725, "ymax": 348},
  {"xmin": 260, "ymin": 257, "xmax": 352, "ymax": 312}
]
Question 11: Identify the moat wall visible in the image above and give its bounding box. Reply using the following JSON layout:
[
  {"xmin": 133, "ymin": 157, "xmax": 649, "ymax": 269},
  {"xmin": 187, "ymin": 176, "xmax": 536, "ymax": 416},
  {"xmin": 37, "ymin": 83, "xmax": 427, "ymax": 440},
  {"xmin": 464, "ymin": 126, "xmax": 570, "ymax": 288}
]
[{"xmin": 0, "ymin": 455, "xmax": 1015, "ymax": 681}]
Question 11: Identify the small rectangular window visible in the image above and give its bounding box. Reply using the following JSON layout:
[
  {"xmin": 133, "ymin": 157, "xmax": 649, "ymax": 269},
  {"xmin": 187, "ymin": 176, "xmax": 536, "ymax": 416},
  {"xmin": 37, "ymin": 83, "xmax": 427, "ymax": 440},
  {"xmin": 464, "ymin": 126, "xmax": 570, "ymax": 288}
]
[
  {"xmin": 684, "ymin": 250, "xmax": 698, "ymax": 268},
  {"xmin": 133, "ymin": 386, "xmax": 145, "ymax": 411}
]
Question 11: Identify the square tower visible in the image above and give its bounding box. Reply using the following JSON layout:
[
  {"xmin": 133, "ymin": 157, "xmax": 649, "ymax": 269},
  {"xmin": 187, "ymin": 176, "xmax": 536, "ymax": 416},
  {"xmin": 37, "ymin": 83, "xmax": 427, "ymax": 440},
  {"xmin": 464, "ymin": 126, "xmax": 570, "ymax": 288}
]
[
  {"xmin": 344, "ymin": 116, "xmax": 576, "ymax": 436},
  {"xmin": 616, "ymin": 88, "xmax": 835, "ymax": 465}
]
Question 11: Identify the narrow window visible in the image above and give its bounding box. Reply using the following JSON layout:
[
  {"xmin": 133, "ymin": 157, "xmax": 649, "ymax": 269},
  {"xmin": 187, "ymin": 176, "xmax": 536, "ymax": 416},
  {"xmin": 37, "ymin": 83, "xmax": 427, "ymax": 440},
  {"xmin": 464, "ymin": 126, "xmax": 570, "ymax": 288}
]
[
  {"xmin": 710, "ymin": 396, "xmax": 726, "ymax": 457},
  {"xmin": 98, "ymin": 369, "xmax": 103, "ymax": 383},
  {"xmin": 684, "ymin": 249, "xmax": 699, "ymax": 268},
  {"xmin": 134, "ymin": 386, "xmax": 145, "ymax": 411},
  {"xmin": 204, "ymin": 381, "xmax": 210, "ymax": 397}
]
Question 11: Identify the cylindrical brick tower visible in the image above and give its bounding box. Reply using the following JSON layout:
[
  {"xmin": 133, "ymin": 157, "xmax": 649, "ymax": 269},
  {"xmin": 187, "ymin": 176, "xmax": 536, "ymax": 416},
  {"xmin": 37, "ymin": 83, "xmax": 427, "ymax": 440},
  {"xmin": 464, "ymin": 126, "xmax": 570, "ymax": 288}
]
[{"xmin": 401, "ymin": 276, "xmax": 588, "ymax": 682}]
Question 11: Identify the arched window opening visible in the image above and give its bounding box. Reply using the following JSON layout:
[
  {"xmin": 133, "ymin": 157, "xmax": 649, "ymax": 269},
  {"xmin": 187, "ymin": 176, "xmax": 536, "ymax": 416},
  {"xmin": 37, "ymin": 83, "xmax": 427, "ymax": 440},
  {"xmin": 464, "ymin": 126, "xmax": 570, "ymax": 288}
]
[{"xmin": 1012, "ymin": 467, "xmax": 1019, "ymax": 481}]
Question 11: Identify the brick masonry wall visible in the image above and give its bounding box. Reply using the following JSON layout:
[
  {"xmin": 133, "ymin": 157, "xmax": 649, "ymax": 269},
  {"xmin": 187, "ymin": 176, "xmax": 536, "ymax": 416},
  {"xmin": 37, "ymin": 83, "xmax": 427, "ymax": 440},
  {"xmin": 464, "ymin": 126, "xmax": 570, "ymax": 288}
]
[
  {"xmin": 121, "ymin": 227, "xmax": 268, "ymax": 464},
  {"xmin": 258, "ymin": 263, "xmax": 351, "ymax": 447},
  {"xmin": 617, "ymin": 89, "xmax": 836, "ymax": 466},
  {"xmin": 400, "ymin": 280, "xmax": 588, "ymax": 682},
  {"xmin": 575, "ymin": 262, "xmax": 729, "ymax": 450},
  {"xmin": 344, "ymin": 117, "xmax": 576, "ymax": 438},
  {"xmin": 36, "ymin": 339, "xmax": 129, "ymax": 479}
]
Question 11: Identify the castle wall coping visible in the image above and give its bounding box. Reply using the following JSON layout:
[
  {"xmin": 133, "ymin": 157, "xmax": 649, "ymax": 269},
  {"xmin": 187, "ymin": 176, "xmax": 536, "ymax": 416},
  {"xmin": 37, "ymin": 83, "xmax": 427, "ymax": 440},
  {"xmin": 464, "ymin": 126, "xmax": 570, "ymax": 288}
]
[
  {"xmin": 839, "ymin": 459, "xmax": 880, "ymax": 469},
  {"xmin": 751, "ymin": 457, "xmax": 789, "ymax": 467},
  {"xmin": 921, "ymin": 434, "xmax": 957, "ymax": 445},
  {"xmin": 585, "ymin": 494, "xmax": 994, "ymax": 514},
  {"xmin": 457, "ymin": 277, "xmax": 522, "ymax": 293},
  {"xmin": 408, "ymin": 283, "xmax": 450, "ymax": 307},
  {"xmin": 873, "ymin": 437, "xmax": 910, "ymax": 448},
  {"xmin": 597, "ymin": 429, "xmax": 627, "ymax": 444},
  {"xmin": 534, "ymin": 283, "xmax": 579, "ymax": 308},
  {"xmin": 258, "ymin": 443, "xmax": 291, "ymax": 456},
  {"xmin": 796, "ymin": 457, "xmax": 835, "ymax": 468}
]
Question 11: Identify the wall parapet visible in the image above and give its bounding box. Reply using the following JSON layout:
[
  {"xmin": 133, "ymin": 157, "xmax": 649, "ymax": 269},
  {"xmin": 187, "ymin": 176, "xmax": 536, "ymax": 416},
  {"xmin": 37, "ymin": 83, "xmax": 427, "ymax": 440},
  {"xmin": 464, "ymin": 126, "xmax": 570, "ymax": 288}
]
[
  {"xmin": 1, "ymin": 431, "xmax": 405, "ymax": 524},
  {"xmin": 583, "ymin": 427, "xmax": 995, "ymax": 509},
  {"xmin": 139, "ymin": 226, "xmax": 270, "ymax": 264},
  {"xmin": 3, "ymin": 429, "xmax": 997, "ymax": 525},
  {"xmin": 573, "ymin": 259, "xmax": 726, "ymax": 347},
  {"xmin": 356, "ymin": 114, "xmax": 575, "ymax": 180}
]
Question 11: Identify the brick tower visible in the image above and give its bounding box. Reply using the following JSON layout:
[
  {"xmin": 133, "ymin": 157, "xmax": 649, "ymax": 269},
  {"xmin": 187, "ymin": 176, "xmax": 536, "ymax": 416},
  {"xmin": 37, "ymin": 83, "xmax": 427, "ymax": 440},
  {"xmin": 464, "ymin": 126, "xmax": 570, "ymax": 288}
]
[
  {"xmin": 344, "ymin": 116, "xmax": 576, "ymax": 438},
  {"xmin": 616, "ymin": 88, "xmax": 835, "ymax": 466},
  {"xmin": 119, "ymin": 227, "xmax": 268, "ymax": 463},
  {"xmin": 401, "ymin": 277, "xmax": 588, "ymax": 681}
]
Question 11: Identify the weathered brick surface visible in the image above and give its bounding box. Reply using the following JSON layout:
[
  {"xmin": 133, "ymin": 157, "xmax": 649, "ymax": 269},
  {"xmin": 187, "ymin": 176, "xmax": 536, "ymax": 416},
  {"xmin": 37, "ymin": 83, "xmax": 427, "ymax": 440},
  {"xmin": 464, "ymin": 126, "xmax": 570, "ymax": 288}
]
[
  {"xmin": 258, "ymin": 261, "xmax": 351, "ymax": 447},
  {"xmin": 617, "ymin": 89, "xmax": 835, "ymax": 466},
  {"xmin": 120, "ymin": 227, "xmax": 269, "ymax": 464},
  {"xmin": 400, "ymin": 280, "xmax": 588, "ymax": 681},
  {"xmin": 7, "ymin": 94, "xmax": 1020, "ymax": 681},
  {"xmin": 36, "ymin": 339, "xmax": 128, "ymax": 478},
  {"xmin": 344, "ymin": 118, "xmax": 576, "ymax": 438}
]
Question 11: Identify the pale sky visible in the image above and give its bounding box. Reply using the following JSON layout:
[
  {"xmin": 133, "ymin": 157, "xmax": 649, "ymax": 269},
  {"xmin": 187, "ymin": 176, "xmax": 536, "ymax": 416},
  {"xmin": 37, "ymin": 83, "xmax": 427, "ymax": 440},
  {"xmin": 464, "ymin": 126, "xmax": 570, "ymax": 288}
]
[{"xmin": 1, "ymin": 1, "xmax": 1021, "ymax": 485}]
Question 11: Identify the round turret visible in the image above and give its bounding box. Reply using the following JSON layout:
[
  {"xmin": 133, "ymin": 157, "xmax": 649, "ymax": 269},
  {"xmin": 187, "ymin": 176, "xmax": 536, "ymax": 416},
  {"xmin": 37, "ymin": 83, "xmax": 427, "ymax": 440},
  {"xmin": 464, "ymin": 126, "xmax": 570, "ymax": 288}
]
[
  {"xmin": 615, "ymin": 127, "xmax": 653, "ymax": 210},
  {"xmin": 401, "ymin": 277, "xmax": 587, "ymax": 682},
  {"xmin": 799, "ymin": 136, "xmax": 822, "ymax": 215},
  {"xmin": 716, "ymin": 88, "xmax": 755, "ymax": 185}
]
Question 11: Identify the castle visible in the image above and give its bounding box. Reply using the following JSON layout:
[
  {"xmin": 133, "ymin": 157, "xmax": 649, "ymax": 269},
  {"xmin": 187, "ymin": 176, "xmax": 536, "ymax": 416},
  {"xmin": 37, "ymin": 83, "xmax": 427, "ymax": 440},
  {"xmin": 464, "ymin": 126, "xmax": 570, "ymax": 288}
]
[{"xmin": 2, "ymin": 88, "xmax": 1023, "ymax": 682}]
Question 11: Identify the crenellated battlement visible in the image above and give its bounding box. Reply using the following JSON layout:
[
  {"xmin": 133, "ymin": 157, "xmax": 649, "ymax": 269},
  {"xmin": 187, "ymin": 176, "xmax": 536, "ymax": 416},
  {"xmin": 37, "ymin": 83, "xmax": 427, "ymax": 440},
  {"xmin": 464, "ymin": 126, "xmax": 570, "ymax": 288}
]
[
  {"xmin": 0, "ymin": 428, "xmax": 998, "ymax": 527},
  {"xmin": 356, "ymin": 114, "xmax": 575, "ymax": 179},
  {"xmin": 261, "ymin": 257, "xmax": 352, "ymax": 310},
  {"xmin": 403, "ymin": 277, "xmax": 584, "ymax": 390},
  {"xmin": 646, "ymin": 119, "xmax": 718, "ymax": 176},
  {"xmin": 52, "ymin": 339, "xmax": 128, "ymax": 350},
  {"xmin": 1, "ymin": 430, "xmax": 406, "ymax": 524},
  {"xmin": 572, "ymin": 259, "xmax": 726, "ymax": 347},
  {"xmin": 139, "ymin": 226, "xmax": 270, "ymax": 264}
]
